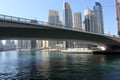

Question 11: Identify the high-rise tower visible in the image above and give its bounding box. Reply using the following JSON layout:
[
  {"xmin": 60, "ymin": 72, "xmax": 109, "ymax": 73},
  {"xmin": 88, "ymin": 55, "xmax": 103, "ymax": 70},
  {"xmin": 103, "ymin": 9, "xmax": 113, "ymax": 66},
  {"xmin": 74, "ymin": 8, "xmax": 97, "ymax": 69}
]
[
  {"xmin": 63, "ymin": 2, "xmax": 73, "ymax": 49},
  {"xmin": 48, "ymin": 10, "xmax": 60, "ymax": 26},
  {"xmin": 30, "ymin": 40, "xmax": 36, "ymax": 49},
  {"xmin": 94, "ymin": 2, "xmax": 104, "ymax": 34},
  {"xmin": 0, "ymin": 40, "xmax": 3, "ymax": 49},
  {"xmin": 17, "ymin": 40, "xmax": 31, "ymax": 49},
  {"xmin": 63, "ymin": 2, "xmax": 73, "ymax": 28},
  {"xmin": 47, "ymin": 10, "xmax": 63, "ymax": 49},
  {"xmin": 84, "ymin": 8, "xmax": 97, "ymax": 33},
  {"xmin": 74, "ymin": 12, "xmax": 82, "ymax": 30},
  {"xmin": 115, "ymin": 0, "xmax": 120, "ymax": 37}
]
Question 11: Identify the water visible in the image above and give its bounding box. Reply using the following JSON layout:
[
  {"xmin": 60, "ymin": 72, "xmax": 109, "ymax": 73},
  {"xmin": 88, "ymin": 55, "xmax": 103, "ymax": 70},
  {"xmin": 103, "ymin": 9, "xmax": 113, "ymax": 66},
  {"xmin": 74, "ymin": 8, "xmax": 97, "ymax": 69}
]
[{"xmin": 0, "ymin": 51, "xmax": 120, "ymax": 80}]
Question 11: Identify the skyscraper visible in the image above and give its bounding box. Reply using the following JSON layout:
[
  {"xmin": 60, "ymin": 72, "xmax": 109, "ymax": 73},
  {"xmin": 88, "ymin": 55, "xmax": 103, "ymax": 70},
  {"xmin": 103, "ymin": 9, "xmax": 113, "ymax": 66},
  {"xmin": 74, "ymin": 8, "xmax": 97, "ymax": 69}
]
[
  {"xmin": 48, "ymin": 10, "xmax": 60, "ymax": 26},
  {"xmin": 17, "ymin": 40, "xmax": 23, "ymax": 49},
  {"xmin": 31, "ymin": 40, "xmax": 36, "ymax": 49},
  {"xmin": 5, "ymin": 40, "xmax": 12, "ymax": 49},
  {"xmin": 63, "ymin": 2, "xmax": 73, "ymax": 49},
  {"xmin": 22, "ymin": 40, "xmax": 30, "ymax": 49},
  {"xmin": 115, "ymin": 0, "xmax": 120, "ymax": 37},
  {"xmin": 63, "ymin": 2, "xmax": 73, "ymax": 28},
  {"xmin": 0, "ymin": 40, "xmax": 3, "ymax": 49},
  {"xmin": 37, "ymin": 40, "xmax": 43, "ymax": 49},
  {"xmin": 74, "ymin": 12, "xmax": 83, "ymax": 48},
  {"xmin": 94, "ymin": 1, "xmax": 104, "ymax": 34},
  {"xmin": 5, "ymin": 40, "xmax": 11, "ymax": 45},
  {"xmin": 42, "ymin": 40, "xmax": 48, "ymax": 48},
  {"xmin": 17, "ymin": 40, "xmax": 31, "ymax": 49},
  {"xmin": 47, "ymin": 10, "xmax": 61, "ymax": 48},
  {"xmin": 84, "ymin": 8, "xmax": 97, "ymax": 33},
  {"xmin": 74, "ymin": 12, "xmax": 82, "ymax": 30}
]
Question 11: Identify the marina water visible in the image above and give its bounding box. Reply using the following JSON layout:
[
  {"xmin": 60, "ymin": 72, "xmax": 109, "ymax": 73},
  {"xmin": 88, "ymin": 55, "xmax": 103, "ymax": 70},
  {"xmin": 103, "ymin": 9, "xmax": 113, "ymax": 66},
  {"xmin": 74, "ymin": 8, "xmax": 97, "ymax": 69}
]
[{"xmin": 0, "ymin": 50, "xmax": 120, "ymax": 80}]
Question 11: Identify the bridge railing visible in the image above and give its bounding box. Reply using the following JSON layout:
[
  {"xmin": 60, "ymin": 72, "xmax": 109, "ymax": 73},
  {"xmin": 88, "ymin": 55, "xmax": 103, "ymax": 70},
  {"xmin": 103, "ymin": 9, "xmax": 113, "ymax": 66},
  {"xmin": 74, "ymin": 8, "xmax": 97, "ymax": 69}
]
[
  {"xmin": 0, "ymin": 14, "xmax": 74, "ymax": 30},
  {"xmin": 0, "ymin": 14, "xmax": 118, "ymax": 38},
  {"xmin": 0, "ymin": 14, "xmax": 85, "ymax": 31}
]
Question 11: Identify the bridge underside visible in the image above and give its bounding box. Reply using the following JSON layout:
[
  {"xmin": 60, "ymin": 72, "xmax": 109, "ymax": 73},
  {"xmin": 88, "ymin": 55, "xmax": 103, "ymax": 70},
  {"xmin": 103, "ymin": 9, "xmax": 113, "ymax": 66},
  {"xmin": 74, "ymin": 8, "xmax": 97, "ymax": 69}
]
[
  {"xmin": 0, "ymin": 27, "xmax": 120, "ymax": 50},
  {"xmin": 0, "ymin": 19, "xmax": 120, "ymax": 50}
]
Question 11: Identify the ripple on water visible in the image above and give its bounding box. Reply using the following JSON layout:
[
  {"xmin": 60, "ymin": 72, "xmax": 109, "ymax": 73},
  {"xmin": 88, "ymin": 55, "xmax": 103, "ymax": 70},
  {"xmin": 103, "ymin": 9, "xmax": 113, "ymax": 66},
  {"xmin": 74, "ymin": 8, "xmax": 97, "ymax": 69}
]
[
  {"xmin": 0, "ymin": 51, "xmax": 120, "ymax": 80},
  {"xmin": 0, "ymin": 65, "xmax": 18, "ymax": 79}
]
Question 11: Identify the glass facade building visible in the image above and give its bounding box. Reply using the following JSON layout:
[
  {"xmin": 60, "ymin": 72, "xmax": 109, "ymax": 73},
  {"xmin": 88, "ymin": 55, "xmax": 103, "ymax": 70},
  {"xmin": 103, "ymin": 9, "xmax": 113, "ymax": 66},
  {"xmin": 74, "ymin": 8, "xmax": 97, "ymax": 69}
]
[
  {"xmin": 17, "ymin": 40, "xmax": 31, "ymax": 49},
  {"xmin": 63, "ymin": 2, "xmax": 73, "ymax": 49},
  {"xmin": 63, "ymin": 2, "xmax": 73, "ymax": 28},
  {"xmin": 84, "ymin": 8, "xmax": 97, "ymax": 33},
  {"xmin": 94, "ymin": 2, "xmax": 104, "ymax": 34},
  {"xmin": 31, "ymin": 40, "xmax": 36, "ymax": 49}
]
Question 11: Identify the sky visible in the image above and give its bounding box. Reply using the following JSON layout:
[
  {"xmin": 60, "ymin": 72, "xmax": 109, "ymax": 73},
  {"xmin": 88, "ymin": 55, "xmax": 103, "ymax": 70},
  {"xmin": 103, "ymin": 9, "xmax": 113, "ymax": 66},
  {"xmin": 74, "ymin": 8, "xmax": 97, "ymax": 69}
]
[{"xmin": 0, "ymin": 0, "xmax": 117, "ymax": 36}]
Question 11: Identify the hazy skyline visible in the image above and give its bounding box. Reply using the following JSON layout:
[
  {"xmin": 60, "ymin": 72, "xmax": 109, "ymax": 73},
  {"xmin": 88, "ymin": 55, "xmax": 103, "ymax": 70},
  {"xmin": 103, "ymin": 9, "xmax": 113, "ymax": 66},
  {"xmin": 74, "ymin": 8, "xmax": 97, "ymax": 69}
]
[{"xmin": 0, "ymin": 0, "xmax": 117, "ymax": 35}]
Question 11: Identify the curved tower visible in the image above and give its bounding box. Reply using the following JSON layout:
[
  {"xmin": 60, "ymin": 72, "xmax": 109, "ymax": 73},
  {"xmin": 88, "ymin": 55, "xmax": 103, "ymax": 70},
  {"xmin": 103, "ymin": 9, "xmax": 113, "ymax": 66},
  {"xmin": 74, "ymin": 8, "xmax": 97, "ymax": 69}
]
[
  {"xmin": 63, "ymin": 2, "xmax": 73, "ymax": 28},
  {"xmin": 63, "ymin": 2, "xmax": 73, "ymax": 49},
  {"xmin": 94, "ymin": 2, "xmax": 104, "ymax": 34}
]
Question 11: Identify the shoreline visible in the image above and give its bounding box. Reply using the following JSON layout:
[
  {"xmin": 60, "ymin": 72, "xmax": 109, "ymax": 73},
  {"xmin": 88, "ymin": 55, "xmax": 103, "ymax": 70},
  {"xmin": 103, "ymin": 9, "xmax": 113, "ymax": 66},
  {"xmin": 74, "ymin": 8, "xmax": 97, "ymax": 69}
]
[{"xmin": 61, "ymin": 50, "xmax": 93, "ymax": 54}]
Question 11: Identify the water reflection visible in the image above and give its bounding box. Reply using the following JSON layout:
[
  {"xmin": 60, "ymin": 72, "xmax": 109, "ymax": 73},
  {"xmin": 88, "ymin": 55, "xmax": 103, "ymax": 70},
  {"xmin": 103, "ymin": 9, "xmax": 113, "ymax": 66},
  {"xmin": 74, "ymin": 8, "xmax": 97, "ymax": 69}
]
[
  {"xmin": 0, "ymin": 51, "xmax": 120, "ymax": 80},
  {"xmin": 0, "ymin": 51, "xmax": 19, "ymax": 79},
  {"xmin": 39, "ymin": 51, "xmax": 50, "ymax": 79}
]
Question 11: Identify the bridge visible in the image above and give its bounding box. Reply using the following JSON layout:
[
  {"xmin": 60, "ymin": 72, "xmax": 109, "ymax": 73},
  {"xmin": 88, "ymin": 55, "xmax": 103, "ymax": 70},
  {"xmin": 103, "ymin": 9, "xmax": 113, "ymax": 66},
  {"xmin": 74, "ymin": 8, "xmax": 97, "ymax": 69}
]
[{"xmin": 0, "ymin": 14, "xmax": 120, "ymax": 50}]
